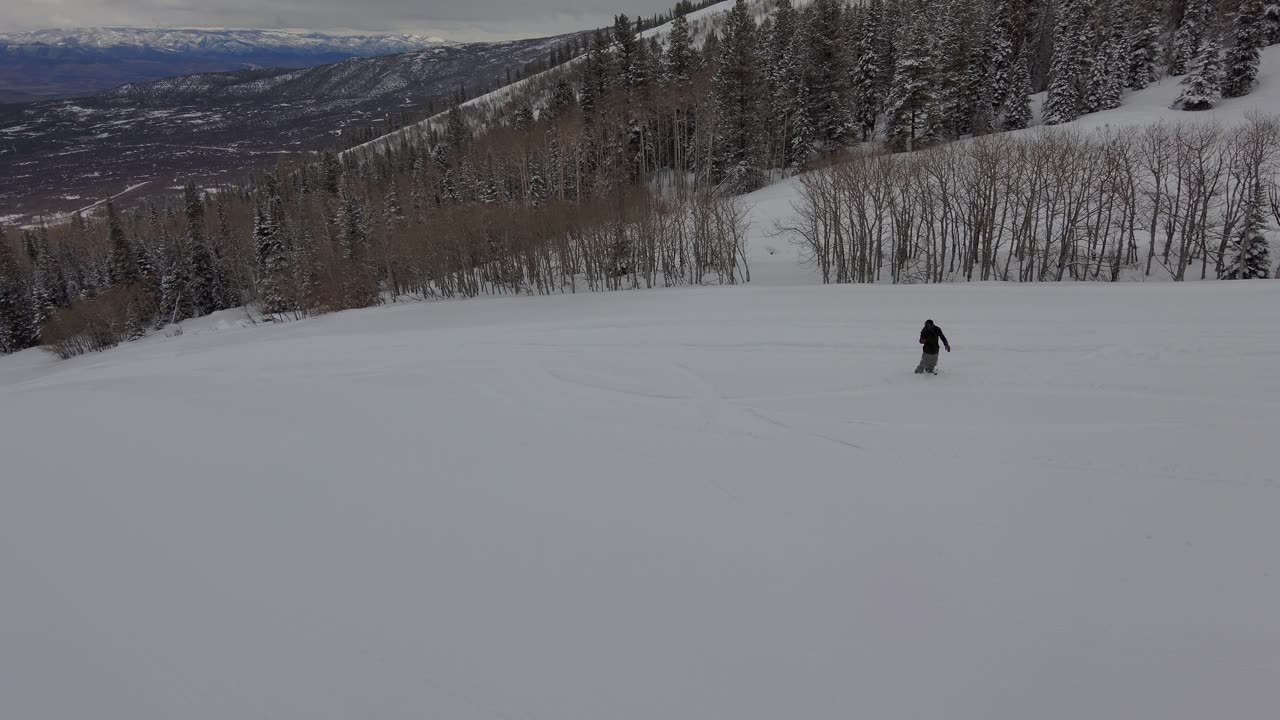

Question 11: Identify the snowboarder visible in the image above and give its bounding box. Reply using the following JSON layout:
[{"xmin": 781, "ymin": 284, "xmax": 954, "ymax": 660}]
[{"xmin": 915, "ymin": 319, "xmax": 950, "ymax": 374}]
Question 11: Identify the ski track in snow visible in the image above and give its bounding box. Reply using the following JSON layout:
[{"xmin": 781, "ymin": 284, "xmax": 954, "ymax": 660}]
[{"xmin": 2, "ymin": 262, "xmax": 1279, "ymax": 720}]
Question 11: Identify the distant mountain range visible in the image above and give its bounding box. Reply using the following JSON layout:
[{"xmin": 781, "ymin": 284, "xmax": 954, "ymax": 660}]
[
  {"xmin": 0, "ymin": 32, "xmax": 586, "ymax": 222},
  {"xmin": 0, "ymin": 27, "xmax": 455, "ymax": 102}
]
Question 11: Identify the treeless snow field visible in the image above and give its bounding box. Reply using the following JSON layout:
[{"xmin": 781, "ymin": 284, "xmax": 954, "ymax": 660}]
[{"xmin": 3, "ymin": 278, "xmax": 1278, "ymax": 720}]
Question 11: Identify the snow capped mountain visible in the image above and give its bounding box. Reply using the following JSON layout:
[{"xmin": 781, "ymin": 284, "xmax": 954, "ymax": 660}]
[
  {"xmin": 99, "ymin": 39, "xmax": 564, "ymax": 104},
  {"xmin": 0, "ymin": 31, "xmax": 588, "ymax": 221},
  {"xmin": 0, "ymin": 27, "xmax": 453, "ymax": 55},
  {"xmin": 0, "ymin": 27, "xmax": 455, "ymax": 101}
]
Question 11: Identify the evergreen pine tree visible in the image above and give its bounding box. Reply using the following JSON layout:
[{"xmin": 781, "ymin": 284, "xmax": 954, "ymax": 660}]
[
  {"xmin": 1224, "ymin": 181, "xmax": 1272, "ymax": 278},
  {"xmin": 444, "ymin": 106, "xmax": 470, "ymax": 164},
  {"xmin": 1126, "ymin": 0, "xmax": 1161, "ymax": 89},
  {"xmin": 183, "ymin": 182, "xmax": 221, "ymax": 317},
  {"xmin": 132, "ymin": 228, "xmax": 156, "ymax": 297},
  {"xmin": 339, "ymin": 185, "xmax": 370, "ymax": 262},
  {"xmin": 548, "ymin": 78, "xmax": 577, "ymax": 120},
  {"xmin": 843, "ymin": 4, "xmax": 865, "ymax": 132},
  {"xmin": 786, "ymin": 14, "xmax": 816, "ymax": 162},
  {"xmin": 710, "ymin": 0, "xmax": 767, "ymax": 191},
  {"xmin": 852, "ymin": 0, "xmax": 887, "ymax": 140},
  {"xmin": 1003, "ymin": 50, "xmax": 1034, "ymax": 130},
  {"xmin": 884, "ymin": 9, "xmax": 940, "ymax": 151},
  {"xmin": 151, "ymin": 206, "xmax": 192, "ymax": 326},
  {"xmin": 383, "ymin": 183, "xmax": 403, "ymax": 223},
  {"xmin": 24, "ymin": 230, "xmax": 57, "ymax": 341},
  {"xmin": 1265, "ymin": 4, "xmax": 1280, "ymax": 46},
  {"xmin": 409, "ymin": 157, "xmax": 427, "ymax": 216},
  {"xmin": 959, "ymin": 0, "xmax": 997, "ymax": 135},
  {"xmin": 873, "ymin": 0, "xmax": 896, "ymax": 109},
  {"xmin": 66, "ymin": 212, "xmax": 96, "ymax": 301},
  {"xmin": 795, "ymin": 0, "xmax": 855, "ymax": 151},
  {"xmin": 1043, "ymin": 0, "xmax": 1094, "ymax": 124},
  {"xmin": 766, "ymin": 0, "xmax": 802, "ymax": 163},
  {"xmin": 1174, "ymin": 40, "xmax": 1224, "ymax": 110},
  {"xmin": 528, "ymin": 155, "xmax": 549, "ymax": 206},
  {"xmin": 580, "ymin": 30, "xmax": 616, "ymax": 119},
  {"xmin": 440, "ymin": 167, "xmax": 458, "ymax": 204},
  {"xmin": 0, "ymin": 225, "xmax": 31, "ymax": 353},
  {"xmin": 183, "ymin": 182, "xmax": 205, "ymax": 247},
  {"xmin": 187, "ymin": 238, "xmax": 219, "ymax": 317},
  {"xmin": 1224, "ymin": 0, "xmax": 1267, "ymax": 98},
  {"xmin": 292, "ymin": 220, "xmax": 319, "ymax": 313},
  {"xmin": 1171, "ymin": 0, "xmax": 1211, "ymax": 76},
  {"xmin": 477, "ymin": 167, "xmax": 499, "ymax": 205},
  {"xmin": 937, "ymin": 0, "xmax": 980, "ymax": 137},
  {"xmin": 320, "ymin": 152, "xmax": 342, "ymax": 195},
  {"xmin": 512, "ymin": 103, "xmax": 534, "ymax": 131},
  {"xmin": 626, "ymin": 37, "xmax": 656, "ymax": 176},
  {"xmin": 702, "ymin": 29, "xmax": 720, "ymax": 67},
  {"xmin": 106, "ymin": 201, "xmax": 138, "ymax": 285},
  {"xmin": 666, "ymin": 12, "xmax": 698, "ymax": 85},
  {"xmin": 645, "ymin": 35, "xmax": 664, "ymax": 98},
  {"xmin": 211, "ymin": 192, "xmax": 236, "ymax": 308},
  {"xmin": 613, "ymin": 13, "xmax": 640, "ymax": 90},
  {"xmin": 988, "ymin": 0, "xmax": 1015, "ymax": 115},
  {"xmin": 253, "ymin": 198, "xmax": 290, "ymax": 315},
  {"xmin": 1086, "ymin": 5, "xmax": 1127, "ymax": 113}
]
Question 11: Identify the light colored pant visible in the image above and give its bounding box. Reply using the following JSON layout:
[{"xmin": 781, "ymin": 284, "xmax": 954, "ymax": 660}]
[{"xmin": 915, "ymin": 352, "xmax": 939, "ymax": 374}]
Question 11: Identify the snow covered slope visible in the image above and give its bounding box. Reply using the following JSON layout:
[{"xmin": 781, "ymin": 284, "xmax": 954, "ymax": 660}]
[
  {"xmin": 1030, "ymin": 42, "xmax": 1280, "ymax": 130},
  {"xmin": 344, "ymin": 0, "xmax": 750, "ymax": 157},
  {"xmin": 3, "ymin": 277, "xmax": 1278, "ymax": 720},
  {"xmin": 739, "ymin": 44, "xmax": 1280, "ymax": 278}
]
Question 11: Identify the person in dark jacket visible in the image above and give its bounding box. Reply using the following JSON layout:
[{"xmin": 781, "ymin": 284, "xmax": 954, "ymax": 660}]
[{"xmin": 915, "ymin": 319, "xmax": 950, "ymax": 374}]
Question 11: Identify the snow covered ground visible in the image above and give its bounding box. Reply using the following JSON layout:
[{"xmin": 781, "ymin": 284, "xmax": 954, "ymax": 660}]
[
  {"xmin": 7, "ymin": 27, "xmax": 1280, "ymax": 717},
  {"xmin": 1028, "ymin": 42, "xmax": 1280, "ymax": 131},
  {"xmin": 3, "ymin": 268, "xmax": 1279, "ymax": 719}
]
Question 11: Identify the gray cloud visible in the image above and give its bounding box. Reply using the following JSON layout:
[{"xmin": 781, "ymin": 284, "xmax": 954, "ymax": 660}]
[{"xmin": 4, "ymin": 0, "xmax": 679, "ymax": 40}]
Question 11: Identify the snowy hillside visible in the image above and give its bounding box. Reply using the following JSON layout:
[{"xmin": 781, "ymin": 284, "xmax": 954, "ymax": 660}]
[
  {"xmin": 1029, "ymin": 41, "xmax": 1280, "ymax": 131},
  {"xmin": 3, "ymin": 274, "xmax": 1278, "ymax": 720},
  {"xmin": 346, "ymin": 2, "xmax": 1276, "ymax": 164},
  {"xmin": 344, "ymin": 0, "xmax": 751, "ymax": 157},
  {"xmin": 730, "ymin": 46, "xmax": 1280, "ymax": 280}
]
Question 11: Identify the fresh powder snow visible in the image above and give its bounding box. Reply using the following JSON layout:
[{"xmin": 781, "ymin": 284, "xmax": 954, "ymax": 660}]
[{"xmin": 2, "ymin": 261, "xmax": 1278, "ymax": 720}]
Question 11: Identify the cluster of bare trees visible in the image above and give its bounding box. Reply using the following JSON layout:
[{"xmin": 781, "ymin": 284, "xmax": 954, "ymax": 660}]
[
  {"xmin": 787, "ymin": 116, "xmax": 1280, "ymax": 283},
  {"xmin": 298, "ymin": 185, "xmax": 751, "ymax": 306},
  {"xmin": 1, "ymin": 164, "xmax": 752, "ymax": 356}
]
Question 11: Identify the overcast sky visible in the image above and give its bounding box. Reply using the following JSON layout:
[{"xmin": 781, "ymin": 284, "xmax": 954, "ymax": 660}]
[{"xmin": 3, "ymin": 0, "xmax": 679, "ymax": 40}]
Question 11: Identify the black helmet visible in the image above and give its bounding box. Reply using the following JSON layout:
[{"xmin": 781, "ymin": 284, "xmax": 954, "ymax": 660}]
[{"xmin": 924, "ymin": 319, "xmax": 934, "ymax": 326}]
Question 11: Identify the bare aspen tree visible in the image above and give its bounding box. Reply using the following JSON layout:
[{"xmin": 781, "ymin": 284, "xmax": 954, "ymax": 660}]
[{"xmin": 781, "ymin": 118, "xmax": 1280, "ymax": 286}]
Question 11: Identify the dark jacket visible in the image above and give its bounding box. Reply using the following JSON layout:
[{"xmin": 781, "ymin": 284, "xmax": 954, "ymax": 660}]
[{"xmin": 919, "ymin": 324, "xmax": 949, "ymax": 355}]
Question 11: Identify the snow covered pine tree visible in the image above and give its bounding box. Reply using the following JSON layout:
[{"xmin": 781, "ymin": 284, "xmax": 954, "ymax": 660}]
[
  {"xmin": 1175, "ymin": 41, "xmax": 1224, "ymax": 110},
  {"xmin": 1224, "ymin": 181, "xmax": 1273, "ymax": 278},
  {"xmin": 1224, "ymin": 0, "xmax": 1267, "ymax": 98}
]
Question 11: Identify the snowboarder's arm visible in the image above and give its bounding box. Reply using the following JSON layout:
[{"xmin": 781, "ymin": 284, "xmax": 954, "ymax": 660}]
[{"xmin": 939, "ymin": 329, "xmax": 951, "ymax": 351}]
